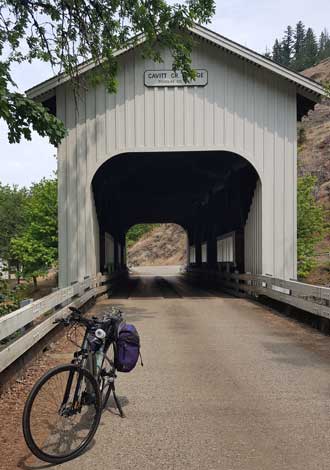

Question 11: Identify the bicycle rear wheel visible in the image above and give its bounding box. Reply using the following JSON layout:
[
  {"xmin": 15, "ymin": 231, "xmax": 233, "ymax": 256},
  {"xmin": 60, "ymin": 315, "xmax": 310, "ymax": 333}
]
[{"xmin": 22, "ymin": 364, "xmax": 101, "ymax": 464}]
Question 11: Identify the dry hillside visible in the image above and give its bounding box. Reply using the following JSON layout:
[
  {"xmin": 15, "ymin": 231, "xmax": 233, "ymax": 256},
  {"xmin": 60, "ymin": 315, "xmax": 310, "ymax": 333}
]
[
  {"xmin": 301, "ymin": 59, "xmax": 330, "ymax": 210},
  {"xmin": 300, "ymin": 59, "xmax": 330, "ymax": 285},
  {"xmin": 127, "ymin": 223, "xmax": 187, "ymax": 266}
]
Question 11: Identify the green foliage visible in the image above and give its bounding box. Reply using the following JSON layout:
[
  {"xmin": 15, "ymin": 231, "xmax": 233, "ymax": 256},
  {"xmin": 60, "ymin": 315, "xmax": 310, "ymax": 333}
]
[
  {"xmin": 266, "ymin": 21, "xmax": 330, "ymax": 71},
  {"xmin": 0, "ymin": 182, "xmax": 28, "ymax": 268},
  {"xmin": 0, "ymin": 279, "xmax": 26, "ymax": 317},
  {"xmin": 126, "ymin": 224, "xmax": 159, "ymax": 248},
  {"xmin": 281, "ymin": 26, "xmax": 294, "ymax": 67},
  {"xmin": 10, "ymin": 177, "xmax": 58, "ymax": 284},
  {"xmin": 297, "ymin": 175, "xmax": 325, "ymax": 278},
  {"xmin": 318, "ymin": 29, "xmax": 330, "ymax": 61},
  {"xmin": 0, "ymin": 0, "xmax": 215, "ymax": 145},
  {"xmin": 303, "ymin": 28, "xmax": 318, "ymax": 69}
]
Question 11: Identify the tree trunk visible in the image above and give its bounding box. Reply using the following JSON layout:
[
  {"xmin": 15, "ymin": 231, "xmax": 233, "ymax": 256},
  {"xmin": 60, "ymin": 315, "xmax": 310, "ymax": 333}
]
[
  {"xmin": 16, "ymin": 263, "xmax": 21, "ymax": 284},
  {"xmin": 33, "ymin": 276, "xmax": 37, "ymax": 288}
]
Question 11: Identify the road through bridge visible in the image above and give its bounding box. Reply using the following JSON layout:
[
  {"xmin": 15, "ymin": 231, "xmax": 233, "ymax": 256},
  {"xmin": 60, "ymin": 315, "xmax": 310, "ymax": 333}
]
[{"xmin": 5, "ymin": 266, "xmax": 330, "ymax": 470}]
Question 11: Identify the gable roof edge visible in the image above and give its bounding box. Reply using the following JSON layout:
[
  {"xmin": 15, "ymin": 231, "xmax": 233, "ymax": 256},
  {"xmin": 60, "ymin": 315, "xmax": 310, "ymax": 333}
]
[{"xmin": 26, "ymin": 24, "xmax": 326, "ymax": 101}]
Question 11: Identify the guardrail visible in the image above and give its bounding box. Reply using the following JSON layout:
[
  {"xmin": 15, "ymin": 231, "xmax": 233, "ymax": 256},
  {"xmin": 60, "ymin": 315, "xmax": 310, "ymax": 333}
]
[
  {"xmin": 0, "ymin": 273, "xmax": 112, "ymax": 374},
  {"xmin": 186, "ymin": 268, "xmax": 330, "ymax": 320}
]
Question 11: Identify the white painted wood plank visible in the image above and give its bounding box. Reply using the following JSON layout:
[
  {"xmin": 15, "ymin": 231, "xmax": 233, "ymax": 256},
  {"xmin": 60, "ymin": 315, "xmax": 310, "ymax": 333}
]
[
  {"xmin": 174, "ymin": 87, "xmax": 184, "ymax": 147},
  {"xmin": 134, "ymin": 54, "xmax": 145, "ymax": 148},
  {"xmin": 66, "ymin": 85, "xmax": 78, "ymax": 283},
  {"xmin": 155, "ymin": 87, "xmax": 165, "ymax": 147},
  {"xmin": 0, "ymin": 290, "xmax": 95, "ymax": 373},
  {"xmin": 125, "ymin": 54, "xmax": 135, "ymax": 149},
  {"xmin": 115, "ymin": 66, "xmax": 125, "ymax": 149},
  {"xmin": 77, "ymin": 90, "xmax": 87, "ymax": 281},
  {"xmin": 56, "ymin": 86, "xmax": 68, "ymax": 287}
]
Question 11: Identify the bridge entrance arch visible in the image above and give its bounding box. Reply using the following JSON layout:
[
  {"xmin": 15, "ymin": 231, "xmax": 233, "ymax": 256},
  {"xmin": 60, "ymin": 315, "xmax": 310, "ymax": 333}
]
[
  {"xmin": 91, "ymin": 150, "xmax": 260, "ymax": 278},
  {"xmin": 26, "ymin": 24, "xmax": 325, "ymax": 287}
]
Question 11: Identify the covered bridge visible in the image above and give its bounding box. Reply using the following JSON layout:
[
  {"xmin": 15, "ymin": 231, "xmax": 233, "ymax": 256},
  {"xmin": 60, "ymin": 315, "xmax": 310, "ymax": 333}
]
[{"xmin": 27, "ymin": 25, "xmax": 325, "ymax": 287}]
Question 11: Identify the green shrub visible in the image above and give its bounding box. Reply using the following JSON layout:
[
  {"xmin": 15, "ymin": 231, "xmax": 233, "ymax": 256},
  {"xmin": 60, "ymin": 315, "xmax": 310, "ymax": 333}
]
[{"xmin": 297, "ymin": 175, "xmax": 325, "ymax": 278}]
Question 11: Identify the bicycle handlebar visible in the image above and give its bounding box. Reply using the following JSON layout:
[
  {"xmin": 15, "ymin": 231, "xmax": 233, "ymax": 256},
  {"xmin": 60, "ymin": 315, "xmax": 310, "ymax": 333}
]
[{"xmin": 54, "ymin": 306, "xmax": 123, "ymax": 330}]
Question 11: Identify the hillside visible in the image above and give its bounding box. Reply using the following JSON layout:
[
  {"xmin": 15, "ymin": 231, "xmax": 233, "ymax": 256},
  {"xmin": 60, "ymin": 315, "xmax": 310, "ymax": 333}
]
[
  {"xmin": 300, "ymin": 59, "xmax": 330, "ymax": 285},
  {"xmin": 127, "ymin": 224, "xmax": 187, "ymax": 266}
]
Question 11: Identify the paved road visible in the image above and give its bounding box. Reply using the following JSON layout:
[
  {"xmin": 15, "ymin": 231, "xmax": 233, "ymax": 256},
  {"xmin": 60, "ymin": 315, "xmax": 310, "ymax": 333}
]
[{"xmin": 56, "ymin": 267, "xmax": 330, "ymax": 469}]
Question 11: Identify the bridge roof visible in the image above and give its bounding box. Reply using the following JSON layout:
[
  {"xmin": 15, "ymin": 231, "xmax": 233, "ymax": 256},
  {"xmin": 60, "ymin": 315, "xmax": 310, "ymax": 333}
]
[{"xmin": 26, "ymin": 24, "xmax": 326, "ymax": 104}]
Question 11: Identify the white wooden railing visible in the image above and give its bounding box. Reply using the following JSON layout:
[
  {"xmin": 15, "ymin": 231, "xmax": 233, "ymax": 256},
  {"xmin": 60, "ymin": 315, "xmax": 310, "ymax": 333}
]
[
  {"xmin": 0, "ymin": 273, "xmax": 112, "ymax": 374},
  {"xmin": 2, "ymin": 268, "xmax": 330, "ymax": 376},
  {"xmin": 186, "ymin": 268, "xmax": 330, "ymax": 320}
]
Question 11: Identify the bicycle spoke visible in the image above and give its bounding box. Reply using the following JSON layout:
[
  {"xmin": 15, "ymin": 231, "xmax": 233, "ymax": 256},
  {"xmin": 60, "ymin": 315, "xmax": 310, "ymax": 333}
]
[{"xmin": 27, "ymin": 367, "xmax": 100, "ymax": 460}]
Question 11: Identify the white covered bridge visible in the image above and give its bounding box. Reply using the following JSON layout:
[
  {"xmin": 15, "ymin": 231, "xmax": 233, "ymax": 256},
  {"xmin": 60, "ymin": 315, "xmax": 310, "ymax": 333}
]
[{"xmin": 27, "ymin": 24, "xmax": 325, "ymax": 288}]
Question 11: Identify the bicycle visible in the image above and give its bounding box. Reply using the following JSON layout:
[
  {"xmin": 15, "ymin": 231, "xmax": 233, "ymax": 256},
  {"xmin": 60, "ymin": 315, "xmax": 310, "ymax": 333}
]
[{"xmin": 22, "ymin": 306, "xmax": 124, "ymax": 464}]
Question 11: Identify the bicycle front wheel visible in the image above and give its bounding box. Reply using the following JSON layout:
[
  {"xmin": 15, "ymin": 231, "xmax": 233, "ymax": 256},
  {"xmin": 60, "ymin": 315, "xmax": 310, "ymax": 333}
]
[{"xmin": 22, "ymin": 364, "xmax": 101, "ymax": 464}]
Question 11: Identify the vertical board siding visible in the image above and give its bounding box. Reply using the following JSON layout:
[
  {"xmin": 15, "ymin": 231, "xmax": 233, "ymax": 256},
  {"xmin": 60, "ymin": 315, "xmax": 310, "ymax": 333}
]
[
  {"xmin": 57, "ymin": 41, "xmax": 297, "ymax": 284},
  {"xmin": 65, "ymin": 85, "xmax": 78, "ymax": 283},
  {"xmin": 245, "ymin": 180, "xmax": 262, "ymax": 274},
  {"xmin": 57, "ymin": 86, "xmax": 67, "ymax": 287},
  {"xmin": 77, "ymin": 92, "xmax": 87, "ymax": 281}
]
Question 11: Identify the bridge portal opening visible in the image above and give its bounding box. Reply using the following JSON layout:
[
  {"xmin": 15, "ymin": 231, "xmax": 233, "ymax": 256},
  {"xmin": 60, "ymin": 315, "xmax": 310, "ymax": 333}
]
[
  {"xmin": 126, "ymin": 223, "xmax": 187, "ymax": 268},
  {"xmin": 91, "ymin": 151, "xmax": 260, "ymax": 275}
]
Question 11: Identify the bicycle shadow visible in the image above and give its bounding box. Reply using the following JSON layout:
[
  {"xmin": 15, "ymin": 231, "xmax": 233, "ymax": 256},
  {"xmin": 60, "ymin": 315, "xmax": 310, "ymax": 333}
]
[
  {"xmin": 102, "ymin": 394, "xmax": 129, "ymax": 417},
  {"xmin": 17, "ymin": 437, "xmax": 97, "ymax": 469}
]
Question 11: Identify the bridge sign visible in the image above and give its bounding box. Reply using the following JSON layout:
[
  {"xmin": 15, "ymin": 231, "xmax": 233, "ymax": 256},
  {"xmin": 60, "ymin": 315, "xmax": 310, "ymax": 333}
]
[{"xmin": 144, "ymin": 69, "xmax": 208, "ymax": 87}]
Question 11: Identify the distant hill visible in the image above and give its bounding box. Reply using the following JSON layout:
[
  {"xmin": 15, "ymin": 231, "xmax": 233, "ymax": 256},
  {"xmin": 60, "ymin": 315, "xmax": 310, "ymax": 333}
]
[{"xmin": 127, "ymin": 223, "xmax": 187, "ymax": 267}]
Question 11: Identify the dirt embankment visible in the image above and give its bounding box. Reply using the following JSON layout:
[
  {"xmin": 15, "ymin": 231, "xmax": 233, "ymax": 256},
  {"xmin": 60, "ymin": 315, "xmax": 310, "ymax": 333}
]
[
  {"xmin": 300, "ymin": 59, "xmax": 330, "ymax": 285},
  {"xmin": 127, "ymin": 224, "xmax": 187, "ymax": 267}
]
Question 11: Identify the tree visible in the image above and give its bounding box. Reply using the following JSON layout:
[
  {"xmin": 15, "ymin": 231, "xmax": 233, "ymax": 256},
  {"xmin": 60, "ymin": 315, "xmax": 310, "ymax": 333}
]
[
  {"xmin": 10, "ymin": 177, "xmax": 58, "ymax": 287},
  {"xmin": 272, "ymin": 39, "xmax": 283, "ymax": 64},
  {"xmin": 297, "ymin": 175, "xmax": 325, "ymax": 278},
  {"xmin": 126, "ymin": 224, "xmax": 158, "ymax": 248},
  {"xmin": 293, "ymin": 21, "xmax": 306, "ymax": 71},
  {"xmin": 303, "ymin": 28, "xmax": 318, "ymax": 69},
  {"xmin": 281, "ymin": 25, "xmax": 294, "ymax": 67},
  {"xmin": 318, "ymin": 29, "xmax": 330, "ymax": 61},
  {"xmin": 0, "ymin": 183, "xmax": 28, "ymax": 274},
  {"xmin": 0, "ymin": 0, "xmax": 215, "ymax": 146}
]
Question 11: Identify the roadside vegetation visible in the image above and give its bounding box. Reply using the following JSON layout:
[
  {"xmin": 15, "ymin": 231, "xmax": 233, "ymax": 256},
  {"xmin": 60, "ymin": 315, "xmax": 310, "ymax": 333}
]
[
  {"xmin": 0, "ymin": 177, "xmax": 57, "ymax": 316},
  {"xmin": 297, "ymin": 176, "xmax": 326, "ymax": 279},
  {"xmin": 126, "ymin": 224, "xmax": 159, "ymax": 248}
]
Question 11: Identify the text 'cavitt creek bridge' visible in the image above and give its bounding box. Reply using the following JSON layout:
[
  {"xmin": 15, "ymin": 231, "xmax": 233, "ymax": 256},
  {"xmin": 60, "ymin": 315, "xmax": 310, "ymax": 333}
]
[{"xmin": 3, "ymin": 24, "xmax": 330, "ymax": 470}]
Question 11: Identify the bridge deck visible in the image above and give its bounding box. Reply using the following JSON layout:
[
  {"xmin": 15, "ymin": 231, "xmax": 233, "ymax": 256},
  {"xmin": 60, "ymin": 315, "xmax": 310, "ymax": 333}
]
[{"xmin": 2, "ymin": 267, "xmax": 330, "ymax": 469}]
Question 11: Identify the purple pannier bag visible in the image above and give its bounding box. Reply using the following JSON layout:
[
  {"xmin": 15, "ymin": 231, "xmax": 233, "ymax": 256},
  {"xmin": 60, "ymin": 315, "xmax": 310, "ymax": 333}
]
[{"xmin": 115, "ymin": 323, "xmax": 140, "ymax": 372}]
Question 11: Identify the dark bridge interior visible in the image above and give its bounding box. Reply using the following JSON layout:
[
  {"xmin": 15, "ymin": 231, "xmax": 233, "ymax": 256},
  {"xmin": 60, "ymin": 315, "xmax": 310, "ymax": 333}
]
[{"xmin": 92, "ymin": 151, "xmax": 259, "ymax": 269}]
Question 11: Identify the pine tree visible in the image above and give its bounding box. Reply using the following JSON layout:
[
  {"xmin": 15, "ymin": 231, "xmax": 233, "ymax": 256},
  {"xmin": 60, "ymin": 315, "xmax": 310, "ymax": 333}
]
[
  {"xmin": 281, "ymin": 25, "xmax": 294, "ymax": 67},
  {"xmin": 264, "ymin": 47, "xmax": 272, "ymax": 59},
  {"xmin": 293, "ymin": 21, "xmax": 306, "ymax": 71},
  {"xmin": 303, "ymin": 28, "xmax": 319, "ymax": 69},
  {"xmin": 272, "ymin": 39, "xmax": 283, "ymax": 64},
  {"xmin": 318, "ymin": 29, "xmax": 330, "ymax": 61}
]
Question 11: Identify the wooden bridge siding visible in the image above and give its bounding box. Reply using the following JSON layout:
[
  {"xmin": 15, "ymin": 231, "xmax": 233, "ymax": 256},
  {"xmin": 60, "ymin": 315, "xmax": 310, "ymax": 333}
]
[
  {"xmin": 56, "ymin": 41, "xmax": 297, "ymax": 286},
  {"xmin": 245, "ymin": 180, "xmax": 262, "ymax": 275}
]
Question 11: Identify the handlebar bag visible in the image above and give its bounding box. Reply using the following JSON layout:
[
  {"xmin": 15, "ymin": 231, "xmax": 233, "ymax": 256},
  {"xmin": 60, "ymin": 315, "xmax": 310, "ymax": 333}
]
[{"xmin": 115, "ymin": 323, "xmax": 140, "ymax": 372}]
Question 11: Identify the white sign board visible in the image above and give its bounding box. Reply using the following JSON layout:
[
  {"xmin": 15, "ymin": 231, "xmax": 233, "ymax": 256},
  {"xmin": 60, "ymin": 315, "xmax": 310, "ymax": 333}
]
[{"xmin": 145, "ymin": 69, "xmax": 208, "ymax": 87}]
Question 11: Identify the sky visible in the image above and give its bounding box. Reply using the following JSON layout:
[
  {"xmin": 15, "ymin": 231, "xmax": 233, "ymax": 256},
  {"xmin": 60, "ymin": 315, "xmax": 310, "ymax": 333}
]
[{"xmin": 1, "ymin": 0, "xmax": 330, "ymax": 187}]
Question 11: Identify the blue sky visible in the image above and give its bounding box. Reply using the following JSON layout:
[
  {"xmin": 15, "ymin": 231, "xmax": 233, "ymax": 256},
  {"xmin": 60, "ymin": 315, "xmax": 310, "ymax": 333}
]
[{"xmin": 1, "ymin": 0, "xmax": 330, "ymax": 186}]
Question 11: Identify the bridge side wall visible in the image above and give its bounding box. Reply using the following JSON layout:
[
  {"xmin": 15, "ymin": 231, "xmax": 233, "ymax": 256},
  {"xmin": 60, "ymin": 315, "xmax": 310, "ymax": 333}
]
[
  {"xmin": 57, "ymin": 41, "xmax": 297, "ymax": 286},
  {"xmin": 245, "ymin": 180, "xmax": 262, "ymax": 274}
]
